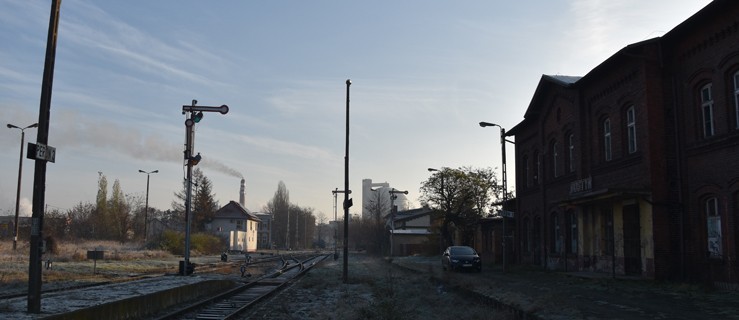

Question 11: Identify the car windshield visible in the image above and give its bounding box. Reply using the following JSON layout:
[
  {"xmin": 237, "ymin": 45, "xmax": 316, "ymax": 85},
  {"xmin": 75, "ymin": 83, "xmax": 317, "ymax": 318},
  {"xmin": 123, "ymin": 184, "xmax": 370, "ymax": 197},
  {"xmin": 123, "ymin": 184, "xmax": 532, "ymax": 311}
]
[{"xmin": 450, "ymin": 247, "xmax": 476, "ymax": 255}]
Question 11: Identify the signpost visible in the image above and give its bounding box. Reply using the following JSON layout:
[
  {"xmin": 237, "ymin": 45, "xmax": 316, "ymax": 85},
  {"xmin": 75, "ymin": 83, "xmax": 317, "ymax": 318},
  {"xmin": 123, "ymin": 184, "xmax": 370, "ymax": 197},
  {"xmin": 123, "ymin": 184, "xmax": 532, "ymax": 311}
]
[{"xmin": 27, "ymin": 143, "xmax": 56, "ymax": 163}]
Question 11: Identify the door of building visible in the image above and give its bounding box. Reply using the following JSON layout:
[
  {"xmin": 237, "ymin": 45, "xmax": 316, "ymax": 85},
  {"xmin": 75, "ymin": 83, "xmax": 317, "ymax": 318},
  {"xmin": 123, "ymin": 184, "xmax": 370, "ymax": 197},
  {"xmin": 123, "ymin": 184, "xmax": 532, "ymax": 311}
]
[{"xmin": 623, "ymin": 204, "xmax": 641, "ymax": 275}]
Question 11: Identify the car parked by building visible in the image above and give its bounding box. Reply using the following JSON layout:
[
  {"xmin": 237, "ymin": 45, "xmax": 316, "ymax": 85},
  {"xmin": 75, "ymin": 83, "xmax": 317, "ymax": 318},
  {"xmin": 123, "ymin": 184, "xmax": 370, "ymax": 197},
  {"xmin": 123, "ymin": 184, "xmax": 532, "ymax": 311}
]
[{"xmin": 442, "ymin": 246, "xmax": 482, "ymax": 272}]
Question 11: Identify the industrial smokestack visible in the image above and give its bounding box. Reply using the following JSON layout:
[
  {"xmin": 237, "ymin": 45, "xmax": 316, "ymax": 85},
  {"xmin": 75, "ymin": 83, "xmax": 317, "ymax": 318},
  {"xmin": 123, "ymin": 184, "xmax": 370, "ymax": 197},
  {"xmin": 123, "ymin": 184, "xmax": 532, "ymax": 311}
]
[{"xmin": 239, "ymin": 178, "xmax": 245, "ymax": 207}]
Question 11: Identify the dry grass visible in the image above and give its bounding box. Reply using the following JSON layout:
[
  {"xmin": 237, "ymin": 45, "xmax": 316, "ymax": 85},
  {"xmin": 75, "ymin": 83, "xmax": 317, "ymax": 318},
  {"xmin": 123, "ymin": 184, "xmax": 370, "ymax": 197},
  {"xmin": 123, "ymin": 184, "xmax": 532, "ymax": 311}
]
[{"xmin": 0, "ymin": 240, "xmax": 177, "ymax": 287}]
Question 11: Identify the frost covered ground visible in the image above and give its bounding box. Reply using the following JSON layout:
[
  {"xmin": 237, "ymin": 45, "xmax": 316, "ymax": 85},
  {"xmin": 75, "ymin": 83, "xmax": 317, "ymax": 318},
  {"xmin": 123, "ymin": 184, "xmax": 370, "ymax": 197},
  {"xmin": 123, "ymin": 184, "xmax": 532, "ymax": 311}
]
[{"xmin": 243, "ymin": 254, "xmax": 509, "ymax": 320}]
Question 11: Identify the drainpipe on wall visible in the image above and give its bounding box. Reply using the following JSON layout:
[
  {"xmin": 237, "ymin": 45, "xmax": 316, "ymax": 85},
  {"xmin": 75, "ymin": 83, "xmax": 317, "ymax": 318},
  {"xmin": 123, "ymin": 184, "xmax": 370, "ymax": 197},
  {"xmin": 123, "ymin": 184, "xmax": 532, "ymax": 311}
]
[{"xmin": 671, "ymin": 75, "xmax": 686, "ymax": 281}]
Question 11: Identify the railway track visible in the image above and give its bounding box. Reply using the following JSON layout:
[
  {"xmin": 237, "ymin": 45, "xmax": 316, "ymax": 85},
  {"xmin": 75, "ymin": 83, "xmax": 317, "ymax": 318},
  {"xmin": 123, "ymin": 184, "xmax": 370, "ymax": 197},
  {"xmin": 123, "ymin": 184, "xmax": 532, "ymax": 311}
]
[
  {"xmin": 154, "ymin": 253, "xmax": 329, "ymax": 320},
  {"xmin": 0, "ymin": 254, "xmax": 273, "ymax": 301}
]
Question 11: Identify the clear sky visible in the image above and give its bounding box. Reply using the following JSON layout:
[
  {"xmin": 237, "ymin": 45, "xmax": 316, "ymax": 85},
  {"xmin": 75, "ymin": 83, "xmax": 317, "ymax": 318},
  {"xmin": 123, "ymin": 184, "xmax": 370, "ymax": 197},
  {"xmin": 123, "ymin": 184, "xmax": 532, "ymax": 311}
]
[{"xmin": 0, "ymin": 0, "xmax": 711, "ymax": 221}]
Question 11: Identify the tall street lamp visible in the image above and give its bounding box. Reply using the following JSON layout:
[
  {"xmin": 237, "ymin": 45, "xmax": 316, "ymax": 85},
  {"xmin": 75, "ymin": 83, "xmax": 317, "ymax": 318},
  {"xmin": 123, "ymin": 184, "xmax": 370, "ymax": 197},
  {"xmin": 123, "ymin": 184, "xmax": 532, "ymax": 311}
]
[
  {"xmin": 138, "ymin": 169, "xmax": 158, "ymax": 242},
  {"xmin": 479, "ymin": 121, "xmax": 515, "ymax": 271},
  {"xmin": 342, "ymin": 79, "xmax": 352, "ymax": 283},
  {"xmin": 388, "ymin": 188, "xmax": 408, "ymax": 257},
  {"xmin": 428, "ymin": 168, "xmax": 448, "ymax": 252},
  {"xmin": 7, "ymin": 123, "xmax": 38, "ymax": 251}
]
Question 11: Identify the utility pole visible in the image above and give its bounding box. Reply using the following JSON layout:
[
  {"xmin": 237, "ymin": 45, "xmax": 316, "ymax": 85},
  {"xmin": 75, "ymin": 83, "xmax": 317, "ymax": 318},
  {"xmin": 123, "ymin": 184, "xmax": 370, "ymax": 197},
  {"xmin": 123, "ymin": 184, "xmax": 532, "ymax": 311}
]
[
  {"xmin": 27, "ymin": 0, "xmax": 61, "ymax": 313},
  {"xmin": 342, "ymin": 79, "xmax": 352, "ymax": 283}
]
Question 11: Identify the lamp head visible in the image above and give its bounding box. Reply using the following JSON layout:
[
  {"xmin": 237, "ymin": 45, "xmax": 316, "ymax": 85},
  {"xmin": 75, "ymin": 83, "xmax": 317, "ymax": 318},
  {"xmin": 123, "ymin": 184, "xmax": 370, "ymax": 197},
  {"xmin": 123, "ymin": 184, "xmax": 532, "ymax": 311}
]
[
  {"xmin": 28, "ymin": 123, "xmax": 39, "ymax": 129},
  {"xmin": 152, "ymin": 170, "xmax": 159, "ymax": 174},
  {"xmin": 138, "ymin": 170, "xmax": 145, "ymax": 173},
  {"xmin": 427, "ymin": 168, "xmax": 438, "ymax": 172},
  {"xmin": 6, "ymin": 124, "xmax": 16, "ymax": 129},
  {"xmin": 479, "ymin": 121, "xmax": 498, "ymax": 128}
]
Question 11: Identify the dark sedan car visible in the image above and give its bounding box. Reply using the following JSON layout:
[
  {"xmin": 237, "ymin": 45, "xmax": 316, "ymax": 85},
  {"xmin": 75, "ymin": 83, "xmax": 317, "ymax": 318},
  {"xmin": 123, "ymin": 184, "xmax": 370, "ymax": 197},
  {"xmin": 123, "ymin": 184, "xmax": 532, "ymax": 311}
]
[{"xmin": 441, "ymin": 246, "xmax": 482, "ymax": 272}]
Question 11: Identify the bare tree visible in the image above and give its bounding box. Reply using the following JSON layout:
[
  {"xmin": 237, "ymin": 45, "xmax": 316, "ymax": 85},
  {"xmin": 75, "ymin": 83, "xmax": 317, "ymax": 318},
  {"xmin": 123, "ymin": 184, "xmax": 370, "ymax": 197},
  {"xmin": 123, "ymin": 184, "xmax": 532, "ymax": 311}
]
[{"xmin": 265, "ymin": 181, "xmax": 290, "ymax": 249}]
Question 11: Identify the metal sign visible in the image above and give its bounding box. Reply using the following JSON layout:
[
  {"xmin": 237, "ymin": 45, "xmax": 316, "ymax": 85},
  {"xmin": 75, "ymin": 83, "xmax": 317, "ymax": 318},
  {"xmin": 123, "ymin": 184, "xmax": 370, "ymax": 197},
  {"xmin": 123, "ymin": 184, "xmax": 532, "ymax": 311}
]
[
  {"xmin": 500, "ymin": 210, "xmax": 515, "ymax": 218},
  {"xmin": 26, "ymin": 143, "xmax": 56, "ymax": 163}
]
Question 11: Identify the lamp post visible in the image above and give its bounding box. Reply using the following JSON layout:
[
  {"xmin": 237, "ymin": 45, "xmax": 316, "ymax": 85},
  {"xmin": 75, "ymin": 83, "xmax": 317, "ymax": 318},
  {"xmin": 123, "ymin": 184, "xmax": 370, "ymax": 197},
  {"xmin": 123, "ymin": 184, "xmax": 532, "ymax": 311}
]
[
  {"xmin": 388, "ymin": 188, "xmax": 408, "ymax": 257},
  {"xmin": 427, "ymin": 167, "xmax": 445, "ymax": 192},
  {"xmin": 138, "ymin": 169, "xmax": 158, "ymax": 242},
  {"xmin": 479, "ymin": 121, "xmax": 514, "ymax": 271},
  {"xmin": 427, "ymin": 168, "xmax": 447, "ymax": 252},
  {"xmin": 7, "ymin": 123, "xmax": 38, "ymax": 251},
  {"xmin": 342, "ymin": 79, "xmax": 352, "ymax": 283}
]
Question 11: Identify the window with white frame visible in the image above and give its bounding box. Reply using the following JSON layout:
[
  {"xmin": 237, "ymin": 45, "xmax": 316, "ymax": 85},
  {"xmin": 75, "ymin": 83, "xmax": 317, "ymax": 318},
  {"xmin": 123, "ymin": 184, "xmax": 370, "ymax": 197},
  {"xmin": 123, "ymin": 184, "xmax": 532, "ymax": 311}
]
[
  {"xmin": 701, "ymin": 83, "xmax": 714, "ymax": 138},
  {"xmin": 604, "ymin": 118, "xmax": 612, "ymax": 161},
  {"xmin": 706, "ymin": 197, "xmax": 722, "ymax": 258},
  {"xmin": 627, "ymin": 106, "xmax": 637, "ymax": 153},
  {"xmin": 552, "ymin": 142, "xmax": 559, "ymax": 177},
  {"xmin": 734, "ymin": 71, "xmax": 739, "ymax": 129},
  {"xmin": 568, "ymin": 134, "xmax": 575, "ymax": 172}
]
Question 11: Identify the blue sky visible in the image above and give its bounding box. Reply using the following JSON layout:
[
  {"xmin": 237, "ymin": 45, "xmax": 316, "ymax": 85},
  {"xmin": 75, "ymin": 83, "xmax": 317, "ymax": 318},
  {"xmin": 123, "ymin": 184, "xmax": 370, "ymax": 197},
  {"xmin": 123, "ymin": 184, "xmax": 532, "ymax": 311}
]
[{"xmin": 0, "ymin": 0, "xmax": 711, "ymax": 220}]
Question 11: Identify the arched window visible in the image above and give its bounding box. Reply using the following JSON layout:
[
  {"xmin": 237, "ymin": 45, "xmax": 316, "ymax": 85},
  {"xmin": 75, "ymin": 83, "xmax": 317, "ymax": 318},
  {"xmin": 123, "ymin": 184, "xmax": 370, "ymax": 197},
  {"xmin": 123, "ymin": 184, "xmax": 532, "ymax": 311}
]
[
  {"xmin": 626, "ymin": 106, "xmax": 637, "ymax": 153},
  {"xmin": 552, "ymin": 142, "xmax": 559, "ymax": 177},
  {"xmin": 706, "ymin": 197, "xmax": 722, "ymax": 258},
  {"xmin": 604, "ymin": 118, "xmax": 612, "ymax": 161},
  {"xmin": 701, "ymin": 83, "xmax": 715, "ymax": 138},
  {"xmin": 568, "ymin": 134, "xmax": 575, "ymax": 172}
]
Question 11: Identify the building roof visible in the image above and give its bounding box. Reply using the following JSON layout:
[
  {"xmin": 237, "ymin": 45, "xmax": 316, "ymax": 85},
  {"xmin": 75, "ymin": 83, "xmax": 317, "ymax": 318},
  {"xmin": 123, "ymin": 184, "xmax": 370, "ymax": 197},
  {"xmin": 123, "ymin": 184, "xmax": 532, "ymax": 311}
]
[
  {"xmin": 509, "ymin": 0, "xmax": 736, "ymax": 138},
  {"xmin": 394, "ymin": 206, "xmax": 433, "ymax": 223},
  {"xmin": 213, "ymin": 201, "xmax": 262, "ymax": 221},
  {"xmin": 508, "ymin": 74, "xmax": 580, "ymax": 136}
]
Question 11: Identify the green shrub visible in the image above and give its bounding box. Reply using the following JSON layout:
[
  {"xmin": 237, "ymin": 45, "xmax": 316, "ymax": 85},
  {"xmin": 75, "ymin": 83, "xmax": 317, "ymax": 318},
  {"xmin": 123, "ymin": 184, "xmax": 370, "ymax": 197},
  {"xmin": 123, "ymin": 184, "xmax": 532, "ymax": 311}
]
[
  {"xmin": 157, "ymin": 231, "xmax": 224, "ymax": 255},
  {"xmin": 191, "ymin": 233, "xmax": 226, "ymax": 254},
  {"xmin": 159, "ymin": 230, "xmax": 185, "ymax": 255}
]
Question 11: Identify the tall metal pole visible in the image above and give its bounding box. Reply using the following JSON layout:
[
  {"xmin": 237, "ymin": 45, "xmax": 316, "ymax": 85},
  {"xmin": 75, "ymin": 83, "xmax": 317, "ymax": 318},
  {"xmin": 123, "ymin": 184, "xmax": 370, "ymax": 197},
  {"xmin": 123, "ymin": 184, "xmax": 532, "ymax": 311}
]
[
  {"xmin": 388, "ymin": 188, "xmax": 408, "ymax": 257},
  {"xmin": 286, "ymin": 206, "xmax": 290, "ymax": 249},
  {"xmin": 139, "ymin": 170, "xmax": 158, "ymax": 242},
  {"xmin": 145, "ymin": 173, "xmax": 150, "ymax": 241},
  {"xmin": 343, "ymin": 79, "xmax": 351, "ymax": 283},
  {"xmin": 500, "ymin": 127, "xmax": 508, "ymax": 272},
  {"xmin": 479, "ymin": 121, "xmax": 511, "ymax": 271},
  {"xmin": 184, "ymin": 109, "xmax": 194, "ymax": 275},
  {"xmin": 28, "ymin": 0, "xmax": 61, "ymax": 313},
  {"xmin": 8, "ymin": 123, "xmax": 38, "ymax": 251},
  {"xmin": 14, "ymin": 129, "xmax": 25, "ymax": 251},
  {"xmin": 390, "ymin": 191, "xmax": 395, "ymax": 257},
  {"xmin": 180, "ymin": 100, "xmax": 227, "ymax": 275},
  {"xmin": 333, "ymin": 189, "xmax": 337, "ymax": 258}
]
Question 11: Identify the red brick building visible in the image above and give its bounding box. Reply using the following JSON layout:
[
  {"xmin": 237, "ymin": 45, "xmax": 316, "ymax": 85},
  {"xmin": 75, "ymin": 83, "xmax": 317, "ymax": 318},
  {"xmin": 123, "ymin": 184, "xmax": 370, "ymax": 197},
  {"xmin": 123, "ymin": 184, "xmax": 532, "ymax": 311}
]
[{"xmin": 508, "ymin": 0, "xmax": 739, "ymax": 284}]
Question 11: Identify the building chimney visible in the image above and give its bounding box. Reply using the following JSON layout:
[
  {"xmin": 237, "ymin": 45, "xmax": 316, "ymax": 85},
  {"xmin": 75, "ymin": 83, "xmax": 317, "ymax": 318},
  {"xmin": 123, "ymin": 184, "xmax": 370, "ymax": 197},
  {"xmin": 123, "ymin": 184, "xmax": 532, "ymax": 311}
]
[{"xmin": 239, "ymin": 178, "xmax": 246, "ymax": 207}]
